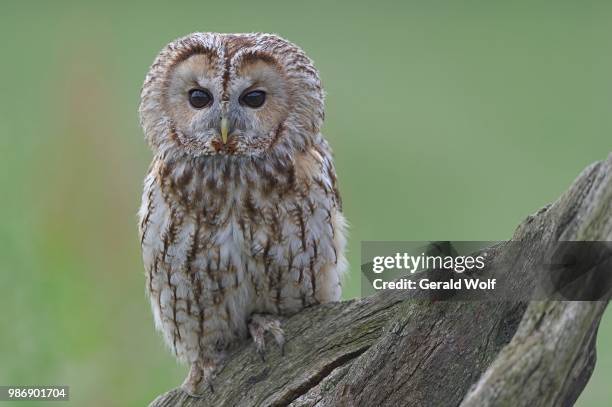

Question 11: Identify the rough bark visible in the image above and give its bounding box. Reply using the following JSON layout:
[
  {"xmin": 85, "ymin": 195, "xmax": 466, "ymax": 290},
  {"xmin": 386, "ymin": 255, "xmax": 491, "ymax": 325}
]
[{"xmin": 150, "ymin": 154, "xmax": 612, "ymax": 407}]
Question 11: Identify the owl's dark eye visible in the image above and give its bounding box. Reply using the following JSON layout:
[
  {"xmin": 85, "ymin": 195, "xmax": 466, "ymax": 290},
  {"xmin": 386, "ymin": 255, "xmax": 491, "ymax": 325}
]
[
  {"xmin": 240, "ymin": 90, "xmax": 266, "ymax": 108},
  {"xmin": 188, "ymin": 88, "xmax": 213, "ymax": 109}
]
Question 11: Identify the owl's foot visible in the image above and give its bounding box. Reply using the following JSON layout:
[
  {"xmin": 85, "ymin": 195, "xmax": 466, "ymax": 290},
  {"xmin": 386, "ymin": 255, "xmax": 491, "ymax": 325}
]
[
  {"xmin": 248, "ymin": 313, "xmax": 285, "ymax": 361},
  {"xmin": 181, "ymin": 360, "xmax": 216, "ymax": 398}
]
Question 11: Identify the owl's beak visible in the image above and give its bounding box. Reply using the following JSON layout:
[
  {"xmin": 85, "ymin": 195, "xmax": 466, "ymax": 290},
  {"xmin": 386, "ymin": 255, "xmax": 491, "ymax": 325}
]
[
  {"xmin": 220, "ymin": 116, "xmax": 229, "ymax": 144},
  {"xmin": 220, "ymin": 101, "xmax": 230, "ymax": 144}
]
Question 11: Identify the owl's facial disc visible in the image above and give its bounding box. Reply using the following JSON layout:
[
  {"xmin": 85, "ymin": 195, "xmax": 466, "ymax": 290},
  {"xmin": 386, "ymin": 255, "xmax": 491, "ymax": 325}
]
[{"xmin": 164, "ymin": 52, "xmax": 290, "ymax": 157}]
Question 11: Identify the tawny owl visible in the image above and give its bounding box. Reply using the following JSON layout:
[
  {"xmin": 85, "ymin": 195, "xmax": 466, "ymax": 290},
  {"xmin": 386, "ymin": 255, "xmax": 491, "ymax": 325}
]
[{"xmin": 138, "ymin": 32, "xmax": 347, "ymax": 396}]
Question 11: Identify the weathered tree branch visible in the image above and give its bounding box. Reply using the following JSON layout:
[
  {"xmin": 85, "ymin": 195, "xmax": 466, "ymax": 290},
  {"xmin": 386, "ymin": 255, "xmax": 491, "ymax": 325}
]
[{"xmin": 150, "ymin": 154, "xmax": 612, "ymax": 407}]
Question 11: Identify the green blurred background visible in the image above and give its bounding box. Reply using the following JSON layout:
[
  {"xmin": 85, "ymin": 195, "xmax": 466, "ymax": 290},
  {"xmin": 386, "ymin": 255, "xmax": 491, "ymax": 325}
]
[{"xmin": 1, "ymin": 1, "xmax": 611, "ymax": 405}]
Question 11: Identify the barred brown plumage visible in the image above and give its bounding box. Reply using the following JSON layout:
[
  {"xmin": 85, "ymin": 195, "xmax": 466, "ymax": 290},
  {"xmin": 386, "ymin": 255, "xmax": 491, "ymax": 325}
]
[{"xmin": 138, "ymin": 32, "xmax": 347, "ymax": 396}]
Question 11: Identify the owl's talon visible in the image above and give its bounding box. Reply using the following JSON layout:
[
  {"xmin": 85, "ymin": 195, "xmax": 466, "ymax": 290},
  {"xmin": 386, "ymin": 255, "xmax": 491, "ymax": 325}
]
[
  {"xmin": 183, "ymin": 389, "xmax": 206, "ymax": 399},
  {"xmin": 248, "ymin": 314, "xmax": 285, "ymax": 361},
  {"xmin": 181, "ymin": 360, "xmax": 217, "ymax": 397}
]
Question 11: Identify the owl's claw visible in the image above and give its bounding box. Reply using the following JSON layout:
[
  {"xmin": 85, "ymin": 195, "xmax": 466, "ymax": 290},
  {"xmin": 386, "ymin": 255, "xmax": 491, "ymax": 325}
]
[
  {"xmin": 183, "ymin": 389, "xmax": 206, "ymax": 399},
  {"xmin": 257, "ymin": 347, "xmax": 266, "ymax": 362},
  {"xmin": 181, "ymin": 360, "xmax": 217, "ymax": 397},
  {"xmin": 248, "ymin": 314, "xmax": 285, "ymax": 361}
]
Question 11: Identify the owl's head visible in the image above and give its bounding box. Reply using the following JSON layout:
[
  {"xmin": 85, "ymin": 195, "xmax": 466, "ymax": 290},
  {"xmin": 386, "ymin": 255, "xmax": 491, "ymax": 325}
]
[{"xmin": 139, "ymin": 33, "xmax": 324, "ymax": 159}]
